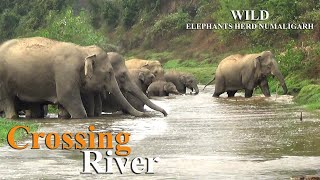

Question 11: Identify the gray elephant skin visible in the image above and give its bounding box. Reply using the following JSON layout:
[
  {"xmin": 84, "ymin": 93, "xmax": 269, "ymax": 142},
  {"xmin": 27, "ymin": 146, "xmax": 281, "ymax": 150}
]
[
  {"xmin": 205, "ymin": 51, "xmax": 287, "ymax": 98},
  {"xmin": 100, "ymin": 52, "xmax": 167, "ymax": 116},
  {"xmin": 125, "ymin": 59, "xmax": 164, "ymax": 80},
  {"xmin": 0, "ymin": 37, "xmax": 143, "ymax": 118},
  {"xmin": 164, "ymin": 71, "xmax": 199, "ymax": 95},
  {"xmin": 124, "ymin": 68, "xmax": 155, "ymax": 111},
  {"xmin": 147, "ymin": 81, "xmax": 181, "ymax": 97}
]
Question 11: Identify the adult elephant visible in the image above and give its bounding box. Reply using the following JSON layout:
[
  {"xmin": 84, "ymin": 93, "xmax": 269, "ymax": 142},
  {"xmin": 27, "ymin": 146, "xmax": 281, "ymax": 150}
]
[
  {"xmin": 125, "ymin": 59, "xmax": 164, "ymax": 80},
  {"xmin": 101, "ymin": 53, "xmax": 168, "ymax": 116},
  {"xmin": 204, "ymin": 51, "xmax": 287, "ymax": 98},
  {"xmin": 164, "ymin": 71, "xmax": 199, "ymax": 95},
  {"xmin": 0, "ymin": 37, "xmax": 143, "ymax": 118}
]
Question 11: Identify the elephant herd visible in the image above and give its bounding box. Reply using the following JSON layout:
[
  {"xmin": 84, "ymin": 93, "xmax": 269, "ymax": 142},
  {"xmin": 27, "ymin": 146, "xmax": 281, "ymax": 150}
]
[{"xmin": 0, "ymin": 37, "xmax": 287, "ymax": 119}]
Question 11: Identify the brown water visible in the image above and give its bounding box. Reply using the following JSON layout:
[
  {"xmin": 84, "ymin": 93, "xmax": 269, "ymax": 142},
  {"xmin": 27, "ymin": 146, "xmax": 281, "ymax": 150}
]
[{"xmin": 1, "ymin": 85, "xmax": 320, "ymax": 179}]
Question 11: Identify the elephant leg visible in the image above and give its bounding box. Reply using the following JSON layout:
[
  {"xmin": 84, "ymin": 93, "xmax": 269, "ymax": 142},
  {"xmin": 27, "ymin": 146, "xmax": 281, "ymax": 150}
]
[
  {"xmin": 227, "ymin": 91, "xmax": 237, "ymax": 97},
  {"xmin": 4, "ymin": 97, "xmax": 18, "ymax": 119},
  {"xmin": 58, "ymin": 105, "xmax": 71, "ymax": 119},
  {"xmin": 43, "ymin": 105, "xmax": 48, "ymax": 117},
  {"xmin": 259, "ymin": 79, "xmax": 271, "ymax": 97},
  {"xmin": 244, "ymin": 89, "xmax": 253, "ymax": 98},
  {"xmin": 159, "ymin": 91, "xmax": 168, "ymax": 96},
  {"xmin": 94, "ymin": 93, "xmax": 102, "ymax": 117},
  {"xmin": 27, "ymin": 104, "xmax": 45, "ymax": 118},
  {"xmin": 81, "ymin": 93, "xmax": 94, "ymax": 117},
  {"xmin": 213, "ymin": 78, "xmax": 225, "ymax": 97},
  {"xmin": 25, "ymin": 110, "xmax": 32, "ymax": 119},
  {"xmin": 57, "ymin": 83, "xmax": 87, "ymax": 118}
]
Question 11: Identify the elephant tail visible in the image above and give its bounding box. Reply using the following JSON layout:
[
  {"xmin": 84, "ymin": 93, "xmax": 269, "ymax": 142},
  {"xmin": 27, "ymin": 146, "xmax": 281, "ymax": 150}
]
[{"xmin": 203, "ymin": 76, "xmax": 215, "ymax": 90}]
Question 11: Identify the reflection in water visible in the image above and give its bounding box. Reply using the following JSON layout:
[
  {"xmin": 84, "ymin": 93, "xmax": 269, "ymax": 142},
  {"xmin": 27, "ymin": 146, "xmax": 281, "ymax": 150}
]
[{"xmin": 0, "ymin": 85, "xmax": 320, "ymax": 179}]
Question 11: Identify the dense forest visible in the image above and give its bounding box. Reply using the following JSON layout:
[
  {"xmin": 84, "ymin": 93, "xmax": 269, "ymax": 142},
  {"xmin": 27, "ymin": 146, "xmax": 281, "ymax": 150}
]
[{"xmin": 1, "ymin": 0, "xmax": 320, "ymax": 109}]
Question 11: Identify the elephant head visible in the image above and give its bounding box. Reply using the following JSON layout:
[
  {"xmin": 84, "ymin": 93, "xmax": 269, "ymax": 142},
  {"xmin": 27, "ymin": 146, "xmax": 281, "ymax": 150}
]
[
  {"xmin": 180, "ymin": 74, "xmax": 199, "ymax": 94},
  {"xmin": 82, "ymin": 47, "xmax": 144, "ymax": 117},
  {"xmin": 164, "ymin": 82, "xmax": 181, "ymax": 95},
  {"xmin": 138, "ymin": 68, "xmax": 155, "ymax": 89},
  {"xmin": 107, "ymin": 52, "xmax": 167, "ymax": 116},
  {"xmin": 255, "ymin": 51, "xmax": 288, "ymax": 94},
  {"xmin": 142, "ymin": 61, "xmax": 164, "ymax": 81}
]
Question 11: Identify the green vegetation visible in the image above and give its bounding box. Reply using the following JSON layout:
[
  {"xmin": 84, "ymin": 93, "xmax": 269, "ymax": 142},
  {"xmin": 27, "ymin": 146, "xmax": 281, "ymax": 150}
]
[
  {"xmin": 295, "ymin": 85, "xmax": 320, "ymax": 110},
  {"xmin": 48, "ymin": 105, "xmax": 59, "ymax": 114},
  {"xmin": 163, "ymin": 59, "xmax": 215, "ymax": 84},
  {"xmin": 33, "ymin": 8, "xmax": 107, "ymax": 47},
  {"xmin": 0, "ymin": 118, "xmax": 39, "ymax": 146}
]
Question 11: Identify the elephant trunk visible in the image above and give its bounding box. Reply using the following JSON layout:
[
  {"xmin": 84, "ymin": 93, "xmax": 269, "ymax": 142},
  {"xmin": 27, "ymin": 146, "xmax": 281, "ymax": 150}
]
[
  {"xmin": 128, "ymin": 81, "xmax": 168, "ymax": 116},
  {"xmin": 273, "ymin": 70, "xmax": 288, "ymax": 94},
  {"xmin": 193, "ymin": 85, "xmax": 199, "ymax": 94},
  {"xmin": 110, "ymin": 77, "xmax": 144, "ymax": 117}
]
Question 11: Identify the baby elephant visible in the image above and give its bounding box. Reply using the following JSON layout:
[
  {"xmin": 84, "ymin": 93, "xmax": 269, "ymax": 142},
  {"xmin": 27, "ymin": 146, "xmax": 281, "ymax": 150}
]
[
  {"xmin": 147, "ymin": 81, "xmax": 181, "ymax": 97},
  {"xmin": 164, "ymin": 71, "xmax": 199, "ymax": 95}
]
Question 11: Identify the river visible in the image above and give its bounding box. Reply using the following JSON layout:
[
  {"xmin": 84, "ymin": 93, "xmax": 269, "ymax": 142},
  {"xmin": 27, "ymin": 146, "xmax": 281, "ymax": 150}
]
[{"xmin": 1, "ymin": 85, "xmax": 320, "ymax": 179}]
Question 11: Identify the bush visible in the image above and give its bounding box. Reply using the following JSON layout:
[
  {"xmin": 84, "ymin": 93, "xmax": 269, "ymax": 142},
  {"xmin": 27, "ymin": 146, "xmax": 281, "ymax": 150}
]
[
  {"xmin": 0, "ymin": 9, "xmax": 20, "ymax": 40},
  {"xmin": 0, "ymin": 0, "xmax": 74, "ymax": 42},
  {"xmin": 295, "ymin": 85, "xmax": 320, "ymax": 110},
  {"xmin": 277, "ymin": 41, "xmax": 306, "ymax": 77},
  {"xmin": 148, "ymin": 11, "xmax": 190, "ymax": 39},
  {"xmin": 33, "ymin": 8, "xmax": 107, "ymax": 47}
]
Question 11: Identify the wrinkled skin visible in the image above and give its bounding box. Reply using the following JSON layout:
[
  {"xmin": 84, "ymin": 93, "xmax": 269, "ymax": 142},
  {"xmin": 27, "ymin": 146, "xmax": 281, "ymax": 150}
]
[
  {"xmin": 164, "ymin": 71, "xmax": 199, "ymax": 95},
  {"xmin": 147, "ymin": 81, "xmax": 181, "ymax": 97},
  {"xmin": 101, "ymin": 53, "xmax": 167, "ymax": 116},
  {"xmin": 208, "ymin": 51, "xmax": 287, "ymax": 98},
  {"xmin": 125, "ymin": 68, "xmax": 155, "ymax": 111},
  {"xmin": 0, "ymin": 37, "xmax": 143, "ymax": 119},
  {"xmin": 125, "ymin": 59, "xmax": 164, "ymax": 81}
]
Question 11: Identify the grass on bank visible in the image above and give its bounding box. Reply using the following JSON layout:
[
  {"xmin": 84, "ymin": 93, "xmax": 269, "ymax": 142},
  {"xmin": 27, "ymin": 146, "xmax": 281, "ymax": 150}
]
[
  {"xmin": 0, "ymin": 118, "xmax": 39, "ymax": 146},
  {"xmin": 295, "ymin": 85, "xmax": 320, "ymax": 111},
  {"xmin": 163, "ymin": 59, "xmax": 216, "ymax": 84}
]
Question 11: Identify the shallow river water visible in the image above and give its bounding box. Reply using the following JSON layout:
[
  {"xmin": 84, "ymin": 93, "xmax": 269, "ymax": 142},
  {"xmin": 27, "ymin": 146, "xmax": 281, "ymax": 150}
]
[{"xmin": 1, "ymin": 85, "xmax": 320, "ymax": 179}]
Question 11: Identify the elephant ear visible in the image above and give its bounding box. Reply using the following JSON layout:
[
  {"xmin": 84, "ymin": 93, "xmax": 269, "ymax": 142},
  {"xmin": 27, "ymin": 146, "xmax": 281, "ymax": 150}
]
[
  {"xmin": 84, "ymin": 54, "xmax": 96, "ymax": 79},
  {"xmin": 142, "ymin": 62, "xmax": 149, "ymax": 68},
  {"xmin": 163, "ymin": 83, "xmax": 169, "ymax": 92},
  {"xmin": 254, "ymin": 56, "xmax": 262, "ymax": 68},
  {"xmin": 138, "ymin": 72, "xmax": 145, "ymax": 82},
  {"xmin": 179, "ymin": 75, "xmax": 187, "ymax": 84}
]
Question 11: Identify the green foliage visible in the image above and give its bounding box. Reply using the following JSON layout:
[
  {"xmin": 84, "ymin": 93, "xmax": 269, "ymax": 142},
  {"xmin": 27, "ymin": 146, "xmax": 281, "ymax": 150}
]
[
  {"xmin": 0, "ymin": 0, "xmax": 74, "ymax": 41},
  {"xmin": 277, "ymin": 42, "xmax": 306, "ymax": 77},
  {"xmin": 103, "ymin": 1, "xmax": 120, "ymax": 28},
  {"xmin": 0, "ymin": 9, "xmax": 20, "ymax": 40},
  {"xmin": 149, "ymin": 11, "xmax": 191, "ymax": 39},
  {"xmin": 87, "ymin": 0, "xmax": 160, "ymax": 30},
  {"xmin": 295, "ymin": 85, "xmax": 320, "ymax": 110},
  {"xmin": 266, "ymin": 74, "xmax": 313, "ymax": 96},
  {"xmin": 122, "ymin": 0, "xmax": 140, "ymax": 28},
  {"xmin": 0, "ymin": 118, "xmax": 39, "ymax": 146},
  {"xmin": 33, "ymin": 8, "xmax": 107, "ymax": 47},
  {"xmin": 164, "ymin": 59, "xmax": 215, "ymax": 84},
  {"xmin": 48, "ymin": 105, "xmax": 58, "ymax": 114}
]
